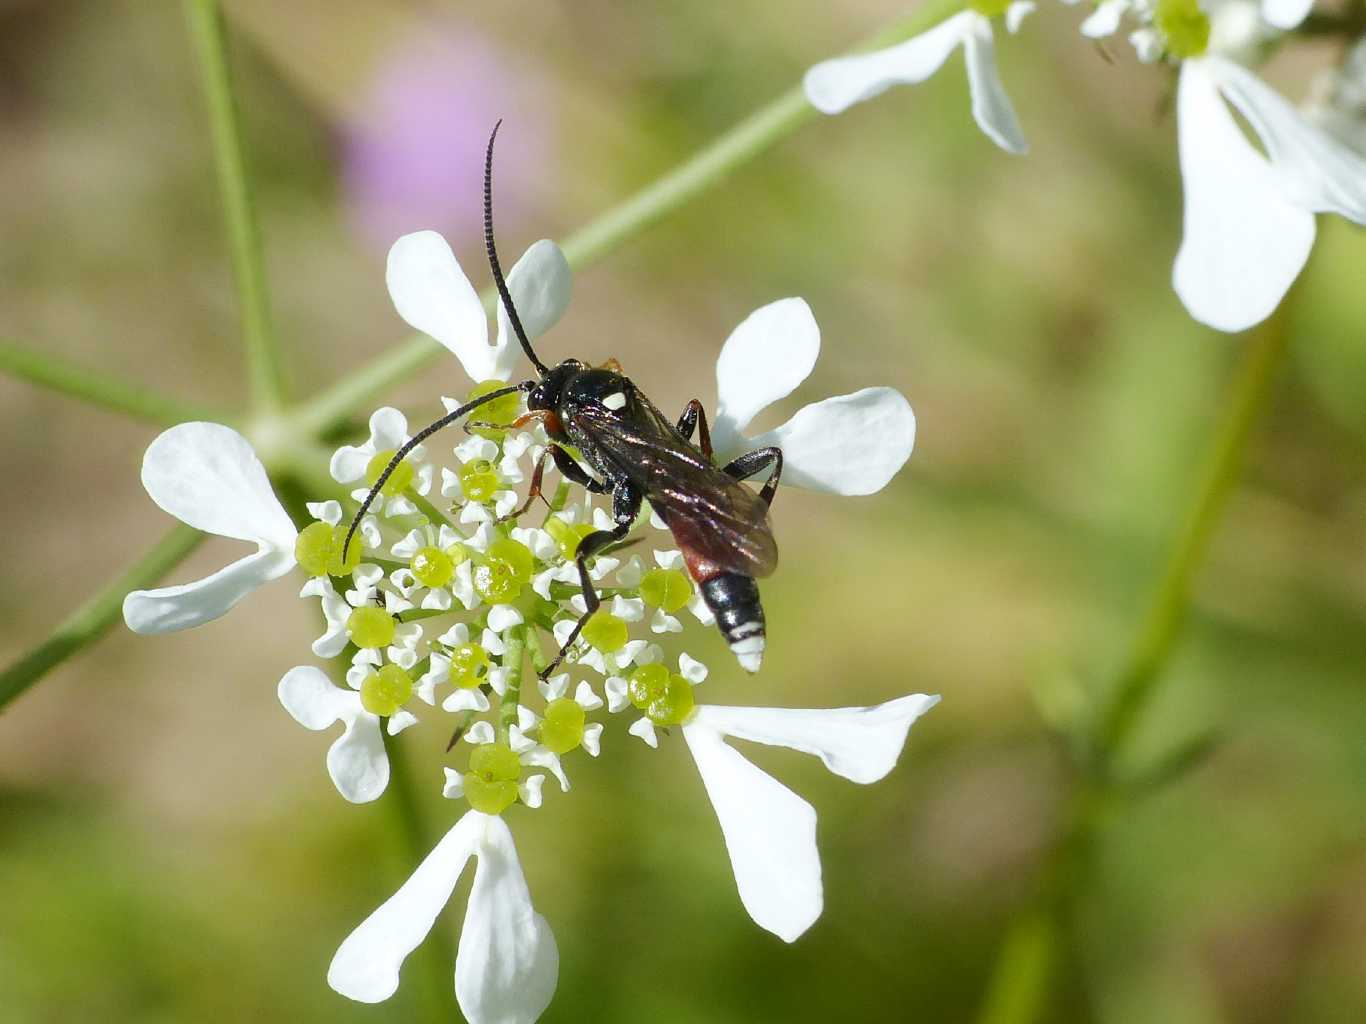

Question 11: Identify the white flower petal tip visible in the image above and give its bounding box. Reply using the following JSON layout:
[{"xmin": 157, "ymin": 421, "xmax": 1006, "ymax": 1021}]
[
  {"xmin": 124, "ymin": 422, "xmax": 297, "ymax": 634},
  {"xmin": 628, "ymin": 718, "xmax": 659, "ymax": 748},
  {"xmin": 713, "ymin": 298, "xmax": 821, "ymax": 451},
  {"xmin": 497, "ymin": 240, "xmax": 572, "ymax": 352},
  {"xmin": 1080, "ymin": 0, "xmax": 1125, "ymax": 38},
  {"xmin": 682, "ymin": 721, "xmax": 822, "ymax": 943},
  {"xmin": 963, "ymin": 14, "xmax": 1028, "ymax": 154},
  {"xmin": 1261, "ymin": 0, "xmax": 1312, "ymax": 29},
  {"xmin": 1005, "ymin": 0, "xmax": 1035, "ymax": 33},
  {"xmin": 1173, "ymin": 61, "xmax": 1316, "ymax": 332},
  {"xmin": 693, "ymin": 693, "xmax": 940, "ymax": 785},
  {"xmin": 747, "ymin": 387, "xmax": 915, "ymax": 495},
  {"xmin": 277, "ymin": 666, "xmax": 389, "ymax": 803},
  {"xmin": 329, "ymin": 812, "xmax": 558, "ymax": 1024},
  {"xmin": 802, "ymin": 12, "xmax": 976, "ymax": 115},
  {"xmin": 386, "ymin": 231, "xmax": 499, "ymax": 382}
]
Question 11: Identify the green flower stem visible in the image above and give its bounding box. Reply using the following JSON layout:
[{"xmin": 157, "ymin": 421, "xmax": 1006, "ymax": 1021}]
[
  {"xmin": 184, "ymin": 0, "xmax": 285, "ymax": 413},
  {"xmin": 290, "ymin": 0, "xmax": 965, "ymax": 438},
  {"xmin": 0, "ymin": 525, "xmax": 204, "ymax": 711},
  {"xmin": 0, "ymin": 338, "xmax": 233, "ymax": 426},
  {"xmin": 1092, "ymin": 309, "xmax": 1292, "ymax": 762},
  {"xmin": 382, "ymin": 732, "xmax": 456, "ymax": 1020},
  {"xmin": 975, "ymin": 311, "xmax": 1294, "ymax": 1024},
  {"xmin": 498, "ymin": 625, "xmax": 527, "ymax": 741}
]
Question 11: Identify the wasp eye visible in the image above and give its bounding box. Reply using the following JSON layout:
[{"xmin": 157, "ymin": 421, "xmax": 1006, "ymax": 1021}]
[{"xmin": 602, "ymin": 391, "xmax": 627, "ymax": 411}]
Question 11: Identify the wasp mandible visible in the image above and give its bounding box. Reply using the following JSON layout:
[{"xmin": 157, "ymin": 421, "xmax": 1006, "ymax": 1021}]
[{"xmin": 346, "ymin": 123, "xmax": 782, "ymax": 679}]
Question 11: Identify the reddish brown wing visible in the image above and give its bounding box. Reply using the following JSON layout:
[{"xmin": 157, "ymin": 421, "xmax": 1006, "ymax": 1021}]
[{"xmin": 570, "ymin": 396, "xmax": 778, "ymax": 580}]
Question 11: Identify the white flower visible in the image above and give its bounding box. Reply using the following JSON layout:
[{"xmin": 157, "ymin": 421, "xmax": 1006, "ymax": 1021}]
[
  {"xmin": 123, "ymin": 422, "xmax": 297, "ymax": 634},
  {"xmin": 680, "ymin": 694, "xmax": 939, "ymax": 941},
  {"xmin": 1261, "ymin": 0, "xmax": 1312, "ymax": 30},
  {"xmin": 442, "ymin": 434, "xmax": 523, "ymax": 519},
  {"xmin": 328, "ymin": 811, "xmax": 558, "ymax": 1024},
  {"xmin": 710, "ymin": 298, "xmax": 916, "ymax": 495},
  {"xmin": 329, "ymin": 407, "xmax": 432, "ymax": 517},
  {"xmin": 277, "ymin": 666, "xmax": 388, "ymax": 803},
  {"xmin": 1174, "ymin": 55, "xmax": 1366, "ymax": 332},
  {"xmin": 386, "ymin": 230, "xmax": 572, "ymax": 383},
  {"xmin": 803, "ymin": 4, "xmax": 1035, "ymax": 155}
]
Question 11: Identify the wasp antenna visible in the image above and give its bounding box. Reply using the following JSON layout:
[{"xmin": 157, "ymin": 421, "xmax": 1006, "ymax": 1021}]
[
  {"xmin": 341, "ymin": 381, "xmax": 534, "ymax": 560},
  {"xmin": 485, "ymin": 120, "xmax": 549, "ymax": 376}
]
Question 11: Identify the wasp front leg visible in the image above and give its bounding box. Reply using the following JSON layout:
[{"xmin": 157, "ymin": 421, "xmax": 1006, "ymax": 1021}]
[
  {"xmin": 722, "ymin": 446, "xmax": 783, "ymax": 507},
  {"xmin": 676, "ymin": 399, "xmax": 713, "ymax": 460},
  {"xmin": 540, "ymin": 480, "xmax": 641, "ymax": 679}
]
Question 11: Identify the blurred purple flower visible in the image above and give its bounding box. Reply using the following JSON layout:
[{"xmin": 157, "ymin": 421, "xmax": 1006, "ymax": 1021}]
[{"xmin": 343, "ymin": 26, "xmax": 549, "ymax": 251}]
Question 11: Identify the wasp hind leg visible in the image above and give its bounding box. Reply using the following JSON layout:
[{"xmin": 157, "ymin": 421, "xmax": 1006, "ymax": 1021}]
[
  {"xmin": 676, "ymin": 399, "xmax": 713, "ymax": 460},
  {"xmin": 540, "ymin": 480, "xmax": 642, "ymax": 679},
  {"xmin": 722, "ymin": 446, "xmax": 783, "ymax": 507}
]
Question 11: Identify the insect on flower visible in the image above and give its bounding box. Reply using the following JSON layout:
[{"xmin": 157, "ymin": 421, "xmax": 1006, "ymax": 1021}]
[{"xmin": 346, "ymin": 121, "xmax": 781, "ymax": 679}]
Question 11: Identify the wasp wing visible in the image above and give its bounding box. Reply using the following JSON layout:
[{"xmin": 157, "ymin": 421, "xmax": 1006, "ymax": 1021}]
[{"xmin": 570, "ymin": 396, "xmax": 778, "ymax": 580}]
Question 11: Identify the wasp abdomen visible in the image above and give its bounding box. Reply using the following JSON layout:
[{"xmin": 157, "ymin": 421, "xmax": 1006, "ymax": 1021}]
[{"xmin": 700, "ymin": 572, "xmax": 766, "ymax": 674}]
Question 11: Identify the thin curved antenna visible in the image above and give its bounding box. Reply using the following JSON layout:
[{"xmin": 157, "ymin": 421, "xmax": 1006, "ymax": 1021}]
[
  {"xmin": 342, "ymin": 381, "xmax": 533, "ymax": 559},
  {"xmin": 485, "ymin": 120, "xmax": 549, "ymax": 375}
]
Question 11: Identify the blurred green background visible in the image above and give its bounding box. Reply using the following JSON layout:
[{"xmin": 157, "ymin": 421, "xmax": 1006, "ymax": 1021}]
[{"xmin": 2, "ymin": 1, "xmax": 1366, "ymax": 1022}]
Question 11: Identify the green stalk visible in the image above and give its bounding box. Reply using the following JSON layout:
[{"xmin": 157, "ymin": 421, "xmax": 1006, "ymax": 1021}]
[
  {"xmin": 290, "ymin": 0, "xmax": 965, "ymax": 438},
  {"xmin": 184, "ymin": 0, "xmax": 285, "ymax": 412},
  {"xmin": 498, "ymin": 625, "xmax": 527, "ymax": 741},
  {"xmin": 0, "ymin": 339, "xmax": 232, "ymax": 426},
  {"xmin": 0, "ymin": 525, "xmax": 204, "ymax": 711},
  {"xmin": 974, "ymin": 310, "xmax": 1294, "ymax": 1024}
]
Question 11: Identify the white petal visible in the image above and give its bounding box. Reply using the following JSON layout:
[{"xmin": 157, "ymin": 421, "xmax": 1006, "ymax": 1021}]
[
  {"xmin": 387, "ymin": 231, "xmax": 497, "ymax": 382},
  {"xmin": 123, "ymin": 547, "xmax": 293, "ymax": 634},
  {"xmin": 681, "ymin": 721, "xmax": 822, "ymax": 942},
  {"xmin": 628, "ymin": 717, "xmax": 658, "ymax": 748},
  {"xmin": 518, "ymin": 774, "xmax": 546, "ymax": 809},
  {"xmin": 330, "ymin": 811, "xmax": 483, "ymax": 1002},
  {"xmin": 609, "ymin": 595, "xmax": 645, "ymax": 622},
  {"xmin": 1261, "ymin": 0, "xmax": 1312, "ymax": 29},
  {"xmin": 443, "ymin": 767, "xmax": 466, "ymax": 800},
  {"xmin": 140, "ymin": 422, "xmax": 295, "ymax": 547},
  {"xmin": 573, "ymin": 681, "xmax": 603, "ymax": 711},
  {"xmin": 677, "ymin": 653, "xmax": 709, "ymax": 684},
  {"xmin": 1005, "ymin": 0, "xmax": 1035, "ymax": 33},
  {"xmin": 537, "ymin": 673, "xmax": 570, "ymax": 702},
  {"xmin": 494, "ymin": 240, "xmax": 572, "ymax": 382},
  {"xmin": 745, "ymin": 387, "xmax": 915, "ymax": 495},
  {"xmin": 278, "ymin": 666, "xmax": 389, "ymax": 803},
  {"xmin": 455, "ymin": 815, "xmax": 559, "ymax": 1024},
  {"xmin": 368, "ymin": 407, "xmax": 411, "ymax": 452},
  {"xmin": 802, "ymin": 12, "xmax": 974, "ymax": 114},
  {"xmin": 1080, "ymin": 0, "xmax": 1124, "ymax": 37},
  {"xmin": 388, "ymin": 710, "xmax": 419, "ymax": 736},
  {"xmin": 692, "ymin": 693, "xmax": 939, "ymax": 785},
  {"xmin": 582, "ymin": 723, "xmax": 603, "ymax": 757},
  {"xmin": 1208, "ymin": 55, "xmax": 1366, "ymax": 222},
  {"xmin": 1173, "ymin": 62, "xmax": 1316, "ymax": 332},
  {"xmin": 605, "ymin": 677, "xmax": 630, "ymax": 713},
  {"xmin": 713, "ymin": 298, "xmax": 821, "ymax": 453},
  {"xmin": 443, "ymin": 687, "xmax": 492, "ymax": 714},
  {"xmin": 523, "ymin": 748, "xmax": 570, "ymax": 791},
  {"xmin": 308, "ymin": 500, "xmax": 343, "ymax": 526},
  {"xmin": 650, "ymin": 610, "xmax": 683, "ymax": 634},
  {"xmin": 487, "ymin": 605, "xmax": 525, "ymax": 633},
  {"xmin": 962, "ymin": 15, "xmax": 1027, "ymax": 154},
  {"xmin": 465, "ymin": 721, "xmax": 496, "ymax": 745}
]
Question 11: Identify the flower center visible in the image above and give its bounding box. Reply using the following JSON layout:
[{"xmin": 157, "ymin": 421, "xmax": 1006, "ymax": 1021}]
[
  {"xmin": 360, "ymin": 664, "xmax": 413, "ymax": 716},
  {"xmin": 1156, "ymin": 0, "xmax": 1209, "ymax": 58},
  {"xmin": 449, "ymin": 642, "xmax": 490, "ymax": 688},
  {"xmin": 459, "ymin": 459, "xmax": 501, "ymax": 503},
  {"xmin": 639, "ymin": 567, "xmax": 692, "ymax": 612},
  {"xmin": 629, "ymin": 664, "xmax": 695, "ymax": 727},
  {"xmin": 487, "ymin": 537, "xmax": 534, "ymax": 582},
  {"xmin": 540, "ymin": 697, "xmax": 586, "ymax": 754},
  {"xmin": 466, "ymin": 380, "xmax": 523, "ymax": 440},
  {"xmin": 294, "ymin": 521, "xmax": 362, "ymax": 577},
  {"xmin": 581, "ymin": 610, "xmax": 628, "ymax": 653},
  {"xmin": 411, "ymin": 545, "xmax": 453, "ymax": 588},
  {"xmin": 365, "ymin": 449, "xmax": 415, "ymax": 497},
  {"xmin": 969, "ymin": 0, "xmax": 1011, "ymax": 17},
  {"xmin": 472, "ymin": 559, "xmax": 522, "ymax": 604},
  {"xmin": 346, "ymin": 605, "xmax": 396, "ymax": 649},
  {"xmin": 545, "ymin": 518, "xmax": 597, "ymax": 559},
  {"xmin": 463, "ymin": 741, "xmax": 522, "ymax": 815}
]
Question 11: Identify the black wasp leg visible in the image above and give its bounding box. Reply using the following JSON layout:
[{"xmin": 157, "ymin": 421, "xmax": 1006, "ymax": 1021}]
[
  {"xmin": 722, "ymin": 446, "xmax": 783, "ymax": 507},
  {"xmin": 675, "ymin": 399, "xmax": 714, "ymax": 460},
  {"xmin": 551, "ymin": 445, "xmax": 608, "ymax": 494},
  {"xmin": 540, "ymin": 481, "xmax": 642, "ymax": 679}
]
